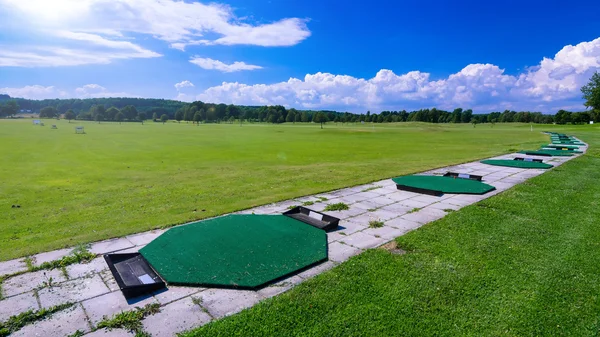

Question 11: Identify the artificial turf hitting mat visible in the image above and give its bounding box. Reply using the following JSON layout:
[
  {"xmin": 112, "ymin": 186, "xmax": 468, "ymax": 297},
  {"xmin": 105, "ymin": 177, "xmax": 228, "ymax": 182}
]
[
  {"xmin": 546, "ymin": 144, "xmax": 581, "ymax": 150},
  {"xmin": 139, "ymin": 214, "xmax": 327, "ymax": 289},
  {"xmin": 392, "ymin": 175, "xmax": 495, "ymax": 196},
  {"xmin": 518, "ymin": 150, "xmax": 575, "ymax": 157},
  {"xmin": 480, "ymin": 159, "xmax": 553, "ymax": 169}
]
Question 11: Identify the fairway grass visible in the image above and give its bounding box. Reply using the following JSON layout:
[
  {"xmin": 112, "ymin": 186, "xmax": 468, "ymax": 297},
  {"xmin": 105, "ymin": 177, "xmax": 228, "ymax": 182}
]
[
  {"xmin": 182, "ymin": 128, "xmax": 600, "ymax": 336},
  {"xmin": 1, "ymin": 120, "xmax": 549, "ymax": 260}
]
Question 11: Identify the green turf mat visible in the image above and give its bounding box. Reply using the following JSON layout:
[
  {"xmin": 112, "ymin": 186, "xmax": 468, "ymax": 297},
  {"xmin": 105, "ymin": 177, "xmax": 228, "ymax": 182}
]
[
  {"xmin": 391, "ymin": 175, "xmax": 495, "ymax": 195},
  {"xmin": 519, "ymin": 150, "xmax": 574, "ymax": 157},
  {"xmin": 546, "ymin": 144, "xmax": 580, "ymax": 149},
  {"xmin": 552, "ymin": 141, "xmax": 584, "ymax": 145},
  {"xmin": 140, "ymin": 214, "xmax": 327, "ymax": 289},
  {"xmin": 540, "ymin": 147, "xmax": 583, "ymax": 153},
  {"xmin": 481, "ymin": 159, "xmax": 553, "ymax": 169}
]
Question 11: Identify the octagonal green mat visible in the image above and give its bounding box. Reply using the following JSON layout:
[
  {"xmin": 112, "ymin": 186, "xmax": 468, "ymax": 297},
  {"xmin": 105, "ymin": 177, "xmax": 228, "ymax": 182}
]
[
  {"xmin": 392, "ymin": 175, "xmax": 495, "ymax": 195},
  {"xmin": 519, "ymin": 150, "xmax": 574, "ymax": 157},
  {"xmin": 140, "ymin": 214, "xmax": 327, "ymax": 289},
  {"xmin": 481, "ymin": 159, "xmax": 553, "ymax": 169}
]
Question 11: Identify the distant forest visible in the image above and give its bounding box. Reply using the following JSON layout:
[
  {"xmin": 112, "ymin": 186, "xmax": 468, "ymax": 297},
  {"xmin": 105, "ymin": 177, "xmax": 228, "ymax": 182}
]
[{"xmin": 0, "ymin": 94, "xmax": 596, "ymax": 125}]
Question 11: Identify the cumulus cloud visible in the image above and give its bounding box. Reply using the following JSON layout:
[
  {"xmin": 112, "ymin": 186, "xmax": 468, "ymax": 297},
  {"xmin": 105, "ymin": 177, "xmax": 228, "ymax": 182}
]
[
  {"xmin": 189, "ymin": 57, "xmax": 263, "ymax": 72},
  {"xmin": 0, "ymin": 0, "xmax": 310, "ymax": 66},
  {"xmin": 0, "ymin": 85, "xmax": 66, "ymax": 100},
  {"xmin": 175, "ymin": 80, "xmax": 195, "ymax": 90},
  {"xmin": 1, "ymin": 83, "xmax": 136, "ymax": 99},
  {"xmin": 195, "ymin": 38, "xmax": 600, "ymax": 112},
  {"xmin": 74, "ymin": 84, "xmax": 135, "ymax": 98}
]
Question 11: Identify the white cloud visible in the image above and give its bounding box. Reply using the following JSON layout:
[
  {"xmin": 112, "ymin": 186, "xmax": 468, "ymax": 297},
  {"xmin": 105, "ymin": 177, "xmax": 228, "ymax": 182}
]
[
  {"xmin": 174, "ymin": 80, "xmax": 195, "ymax": 90},
  {"xmin": 0, "ymin": 85, "xmax": 66, "ymax": 100},
  {"xmin": 195, "ymin": 38, "xmax": 600, "ymax": 112},
  {"xmin": 74, "ymin": 84, "xmax": 134, "ymax": 98},
  {"xmin": 1, "ymin": 83, "xmax": 136, "ymax": 99},
  {"xmin": 190, "ymin": 57, "xmax": 263, "ymax": 72},
  {"xmin": 0, "ymin": 0, "xmax": 310, "ymax": 66}
]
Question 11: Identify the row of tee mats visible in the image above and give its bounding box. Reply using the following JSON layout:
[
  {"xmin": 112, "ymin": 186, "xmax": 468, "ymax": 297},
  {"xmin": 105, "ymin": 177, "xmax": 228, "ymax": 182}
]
[{"xmin": 392, "ymin": 175, "xmax": 495, "ymax": 196}]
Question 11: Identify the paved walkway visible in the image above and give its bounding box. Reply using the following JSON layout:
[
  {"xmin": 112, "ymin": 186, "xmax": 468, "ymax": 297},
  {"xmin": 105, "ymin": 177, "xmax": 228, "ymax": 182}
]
[{"xmin": 0, "ymin": 139, "xmax": 587, "ymax": 336}]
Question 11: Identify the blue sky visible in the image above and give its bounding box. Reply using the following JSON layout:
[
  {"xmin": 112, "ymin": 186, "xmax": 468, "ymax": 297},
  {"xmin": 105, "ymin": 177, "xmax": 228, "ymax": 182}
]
[{"xmin": 1, "ymin": 0, "xmax": 600, "ymax": 113}]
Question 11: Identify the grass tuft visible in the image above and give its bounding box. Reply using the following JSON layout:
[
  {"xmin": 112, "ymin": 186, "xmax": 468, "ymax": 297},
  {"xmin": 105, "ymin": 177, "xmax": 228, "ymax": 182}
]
[
  {"xmin": 31, "ymin": 247, "xmax": 95, "ymax": 272},
  {"xmin": 408, "ymin": 207, "xmax": 421, "ymax": 213},
  {"xmin": 0, "ymin": 303, "xmax": 74, "ymax": 336},
  {"xmin": 368, "ymin": 220, "xmax": 384, "ymax": 228},
  {"xmin": 324, "ymin": 203, "xmax": 349, "ymax": 211},
  {"xmin": 302, "ymin": 201, "xmax": 315, "ymax": 206},
  {"xmin": 362, "ymin": 185, "xmax": 382, "ymax": 192},
  {"xmin": 96, "ymin": 303, "xmax": 160, "ymax": 334}
]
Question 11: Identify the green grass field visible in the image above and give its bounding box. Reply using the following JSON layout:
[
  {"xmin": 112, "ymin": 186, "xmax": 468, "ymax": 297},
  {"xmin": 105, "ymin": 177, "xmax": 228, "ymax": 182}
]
[
  {"xmin": 183, "ymin": 127, "xmax": 600, "ymax": 336},
  {"xmin": 1, "ymin": 119, "xmax": 550, "ymax": 260}
]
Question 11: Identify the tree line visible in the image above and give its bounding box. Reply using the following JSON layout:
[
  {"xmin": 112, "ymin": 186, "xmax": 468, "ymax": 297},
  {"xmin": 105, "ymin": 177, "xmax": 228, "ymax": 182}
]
[{"xmin": 2, "ymin": 68, "xmax": 600, "ymax": 126}]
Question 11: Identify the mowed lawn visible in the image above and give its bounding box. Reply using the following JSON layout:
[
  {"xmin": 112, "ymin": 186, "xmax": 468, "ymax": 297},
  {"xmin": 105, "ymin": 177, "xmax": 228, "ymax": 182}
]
[
  {"xmin": 1, "ymin": 119, "xmax": 546, "ymax": 260},
  {"xmin": 183, "ymin": 127, "xmax": 600, "ymax": 336}
]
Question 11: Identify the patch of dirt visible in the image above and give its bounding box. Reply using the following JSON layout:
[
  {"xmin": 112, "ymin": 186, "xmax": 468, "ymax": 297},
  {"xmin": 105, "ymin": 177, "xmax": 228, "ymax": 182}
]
[{"xmin": 380, "ymin": 241, "xmax": 406, "ymax": 255}]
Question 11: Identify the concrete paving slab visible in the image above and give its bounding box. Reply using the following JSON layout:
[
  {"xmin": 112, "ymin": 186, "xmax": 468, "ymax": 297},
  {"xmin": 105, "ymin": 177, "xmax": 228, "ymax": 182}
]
[
  {"xmin": 196, "ymin": 288, "xmax": 262, "ymax": 319},
  {"xmin": 67, "ymin": 257, "xmax": 109, "ymax": 279},
  {"xmin": 327, "ymin": 231, "xmax": 346, "ymax": 243},
  {"xmin": 321, "ymin": 207, "xmax": 366, "ymax": 219},
  {"xmin": 385, "ymin": 191, "xmax": 420, "ymax": 202},
  {"xmin": 400, "ymin": 208, "xmax": 448, "ymax": 224},
  {"xmin": 342, "ymin": 232, "xmax": 387, "ymax": 249},
  {"xmin": 257, "ymin": 275, "xmax": 304, "ymax": 298},
  {"xmin": 397, "ymin": 198, "xmax": 431, "ymax": 209},
  {"xmin": 11, "ymin": 304, "xmax": 90, "ymax": 337},
  {"xmin": 38, "ymin": 274, "xmax": 110, "ymax": 308},
  {"xmin": 385, "ymin": 217, "xmax": 424, "ymax": 232},
  {"xmin": 345, "ymin": 213, "xmax": 379, "ymax": 227},
  {"xmin": 153, "ymin": 286, "xmax": 203, "ymax": 305},
  {"xmin": 89, "ymin": 238, "xmax": 135, "ymax": 255},
  {"xmin": 362, "ymin": 226, "xmax": 407, "ymax": 240},
  {"xmin": 326, "ymin": 189, "xmax": 358, "ymax": 198},
  {"xmin": 82, "ymin": 290, "xmax": 158, "ymax": 325},
  {"xmin": 352, "ymin": 199, "xmax": 387, "ymax": 211},
  {"xmin": 112, "ymin": 245, "xmax": 146, "ymax": 254},
  {"xmin": 3, "ymin": 268, "xmax": 66, "ymax": 297},
  {"xmin": 0, "ymin": 258, "xmax": 27, "ymax": 278},
  {"xmin": 367, "ymin": 196, "xmax": 397, "ymax": 207},
  {"xmin": 83, "ymin": 328, "xmax": 133, "ymax": 336},
  {"xmin": 337, "ymin": 193, "xmax": 370, "ymax": 204},
  {"xmin": 411, "ymin": 195, "xmax": 444, "ymax": 204},
  {"xmin": 32, "ymin": 248, "xmax": 73, "ymax": 267},
  {"xmin": 125, "ymin": 230, "xmax": 165, "ymax": 246},
  {"xmin": 380, "ymin": 203, "xmax": 414, "ymax": 214},
  {"xmin": 0, "ymin": 291, "xmax": 39, "ymax": 322},
  {"xmin": 335, "ymin": 220, "xmax": 368, "ymax": 235},
  {"xmin": 142, "ymin": 297, "xmax": 212, "ymax": 337},
  {"xmin": 99, "ymin": 269, "xmax": 119, "ymax": 292},
  {"xmin": 443, "ymin": 196, "xmax": 479, "ymax": 207},
  {"xmin": 328, "ymin": 242, "xmax": 362, "ymax": 262},
  {"xmin": 296, "ymin": 261, "xmax": 337, "ymax": 280},
  {"xmin": 305, "ymin": 202, "xmax": 328, "ymax": 212},
  {"xmin": 427, "ymin": 202, "xmax": 463, "ymax": 211},
  {"xmin": 368, "ymin": 208, "xmax": 402, "ymax": 221}
]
